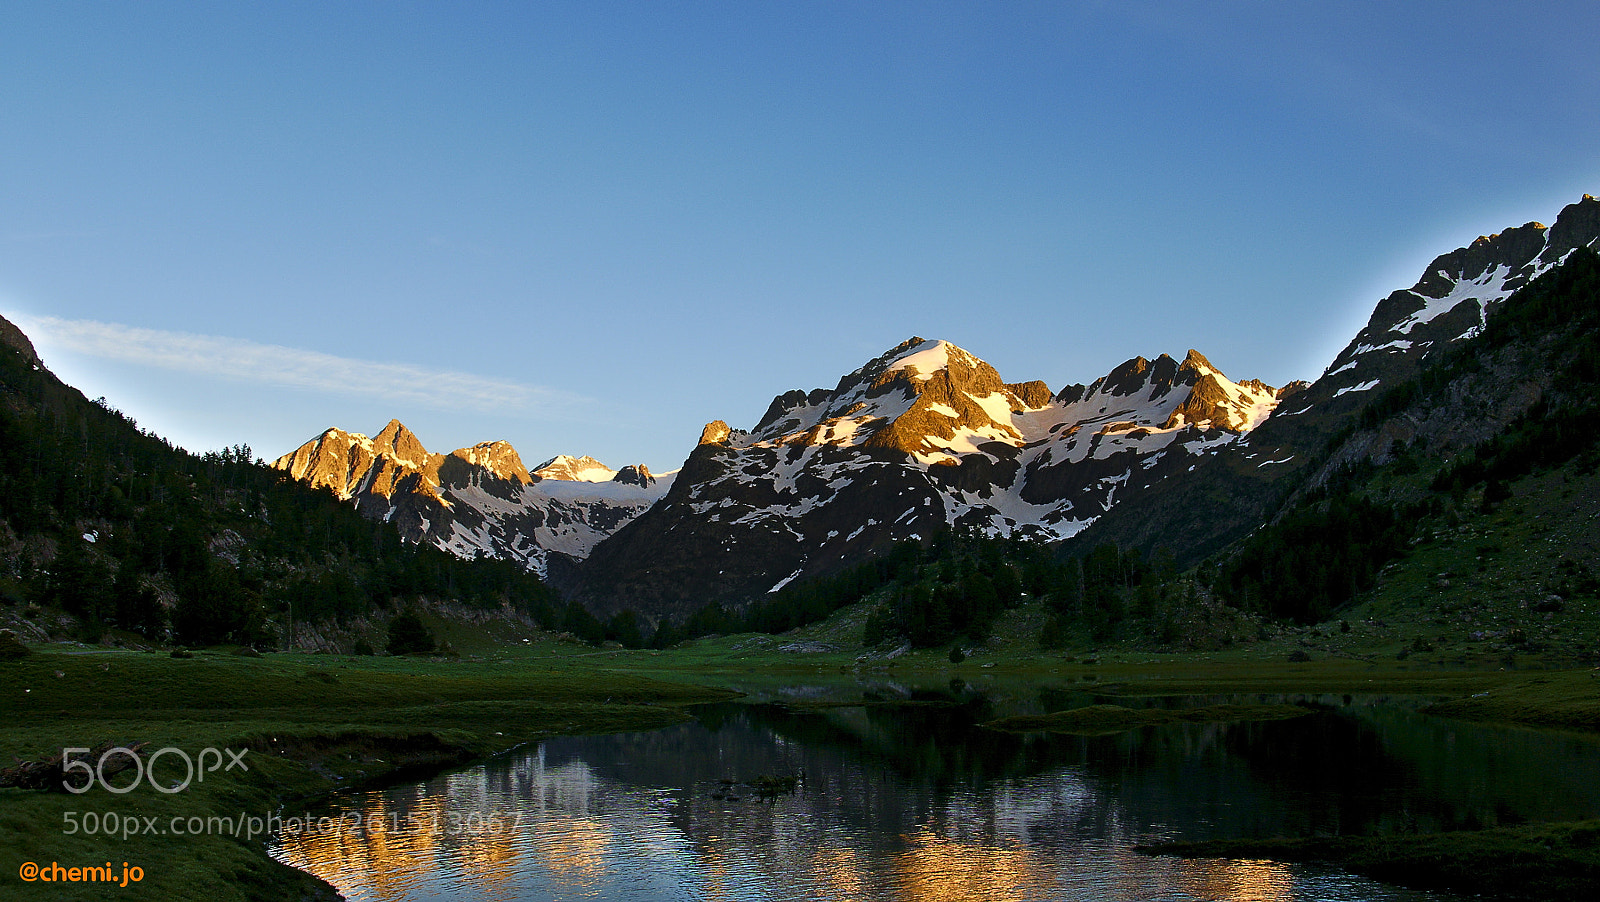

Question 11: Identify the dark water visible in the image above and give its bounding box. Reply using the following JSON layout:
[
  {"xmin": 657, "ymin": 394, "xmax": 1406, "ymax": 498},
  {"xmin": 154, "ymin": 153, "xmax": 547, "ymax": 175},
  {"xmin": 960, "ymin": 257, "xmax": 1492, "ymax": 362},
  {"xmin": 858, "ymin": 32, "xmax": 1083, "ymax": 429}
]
[{"xmin": 270, "ymin": 684, "xmax": 1600, "ymax": 901}]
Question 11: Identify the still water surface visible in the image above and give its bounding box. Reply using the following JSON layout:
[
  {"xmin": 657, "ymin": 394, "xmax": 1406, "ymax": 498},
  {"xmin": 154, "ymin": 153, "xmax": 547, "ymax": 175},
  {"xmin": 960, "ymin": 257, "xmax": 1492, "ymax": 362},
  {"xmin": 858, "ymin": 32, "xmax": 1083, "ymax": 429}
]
[{"xmin": 270, "ymin": 682, "xmax": 1600, "ymax": 901}]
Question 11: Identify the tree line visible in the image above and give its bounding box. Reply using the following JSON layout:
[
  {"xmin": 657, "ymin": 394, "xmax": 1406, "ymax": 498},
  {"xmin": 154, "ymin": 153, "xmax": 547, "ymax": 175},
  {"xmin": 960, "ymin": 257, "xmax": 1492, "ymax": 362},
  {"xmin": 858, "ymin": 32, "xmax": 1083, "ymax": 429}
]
[{"xmin": 0, "ymin": 345, "xmax": 560, "ymax": 648}]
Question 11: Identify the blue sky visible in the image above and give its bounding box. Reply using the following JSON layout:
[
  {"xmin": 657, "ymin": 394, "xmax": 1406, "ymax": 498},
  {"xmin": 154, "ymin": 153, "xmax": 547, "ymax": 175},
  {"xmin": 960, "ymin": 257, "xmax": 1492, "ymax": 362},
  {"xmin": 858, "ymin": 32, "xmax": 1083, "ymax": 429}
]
[{"xmin": 3, "ymin": 2, "xmax": 1597, "ymax": 472}]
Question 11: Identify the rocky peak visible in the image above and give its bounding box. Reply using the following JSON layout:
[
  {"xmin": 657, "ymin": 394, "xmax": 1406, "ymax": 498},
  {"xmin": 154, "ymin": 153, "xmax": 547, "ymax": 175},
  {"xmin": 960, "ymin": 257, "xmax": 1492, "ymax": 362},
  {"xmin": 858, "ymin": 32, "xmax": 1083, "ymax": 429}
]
[
  {"xmin": 612, "ymin": 464, "xmax": 655, "ymax": 487},
  {"xmin": 1374, "ymin": 197, "xmax": 1600, "ymax": 342},
  {"xmin": 271, "ymin": 423, "xmax": 447, "ymax": 506},
  {"xmin": 373, "ymin": 419, "xmax": 431, "ymax": 468},
  {"xmin": 1161, "ymin": 372, "xmax": 1273, "ymax": 431},
  {"xmin": 887, "ymin": 339, "xmax": 1009, "ymax": 395},
  {"xmin": 739, "ymin": 338, "xmax": 1043, "ymax": 458},
  {"xmin": 1006, "ymin": 380, "xmax": 1053, "ymax": 409},
  {"xmin": 861, "ymin": 342, "xmax": 1029, "ymax": 456},
  {"xmin": 698, "ymin": 421, "xmax": 732, "ymax": 446},
  {"xmin": 450, "ymin": 441, "xmax": 533, "ymax": 484},
  {"xmin": 827, "ymin": 336, "xmax": 931, "ymax": 399},
  {"xmin": 573, "ymin": 337, "xmax": 1285, "ymax": 614},
  {"xmin": 1055, "ymin": 382, "xmax": 1088, "ymax": 405},
  {"xmin": 271, "ymin": 427, "xmax": 376, "ymax": 499},
  {"xmin": 753, "ymin": 388, "xmax": 832, "ymax": 434},
  {"xmin": 1179, "ymin": 349, "xmax": 1219, "ymax": 376},
  {"xmin": 272, "ymin": 422, "xmax": 670, "ymax": 580},
  {"xmin": 1314, "ymin": 195, "xmax": 1600, "ymax": 415},
  {"xmin": 0, "ymin": 314, "xmax": 41, "ymax": 368},
  {"xmin": 1427, "ymin": 222, "xmax": 1549, "ymax": 294},
  {"xmin": 1043, "ymin": 349, "xmax": 1276, "ymax": 433},
  {"xmin": 1079, "ymin": 352, "xmax": 1197, "ymax": 403},
  {"xmin": 1086, "ymin": 355, "xmax": 1161, "ymax": 398},
  {"xmin": 791, "ymin": 338, "xmax": 986, "ymax": 416},
  {"xmin": 1545, "ymin": 194, "xmax": 1600, "ymax": 257}
]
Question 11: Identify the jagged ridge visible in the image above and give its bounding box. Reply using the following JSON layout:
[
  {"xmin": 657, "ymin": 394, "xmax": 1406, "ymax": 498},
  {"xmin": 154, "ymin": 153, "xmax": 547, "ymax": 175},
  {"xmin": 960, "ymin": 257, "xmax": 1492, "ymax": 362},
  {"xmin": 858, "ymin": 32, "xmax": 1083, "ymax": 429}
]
[
  {"xmin": 272, "ymin": 423, "xmax": 671, "ymax": 576},
  {"xmin": 572, "ymin": 337, "xmax": 1280, "ymax": 618}
]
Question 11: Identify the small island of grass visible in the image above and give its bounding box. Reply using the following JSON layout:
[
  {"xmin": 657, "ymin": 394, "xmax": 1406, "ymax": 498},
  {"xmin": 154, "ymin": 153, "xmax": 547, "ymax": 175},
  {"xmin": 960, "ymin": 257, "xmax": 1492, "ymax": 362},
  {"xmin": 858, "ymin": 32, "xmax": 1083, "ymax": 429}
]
[
  {"xmin": 983, "ymin": 703, "xmax": 1313, "ymax": 734},
  {"xmin": 1136, "ymin": 819, "xmax": 1600, "ymax": 902}
]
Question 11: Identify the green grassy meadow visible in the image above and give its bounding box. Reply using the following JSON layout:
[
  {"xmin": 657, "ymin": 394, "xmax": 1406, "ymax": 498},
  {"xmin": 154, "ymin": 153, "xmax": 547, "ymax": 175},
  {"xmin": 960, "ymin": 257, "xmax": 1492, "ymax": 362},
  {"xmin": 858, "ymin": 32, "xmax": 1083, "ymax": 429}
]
[{"xmin": 4, "ymin": 571, "xmax": 1600, "ymax": 902}]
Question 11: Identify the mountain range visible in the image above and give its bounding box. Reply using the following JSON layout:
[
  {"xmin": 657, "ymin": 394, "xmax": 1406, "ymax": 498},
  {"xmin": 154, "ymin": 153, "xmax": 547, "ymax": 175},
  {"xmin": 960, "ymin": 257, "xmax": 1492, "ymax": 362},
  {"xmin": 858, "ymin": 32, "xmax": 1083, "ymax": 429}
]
[
  {"xmin": 271, "ymin": 422, "xmax": 670, "ymax": 577},
  {"xmin": 273, "ymin": 195, "xmax": 1600, "ymax": 624}
]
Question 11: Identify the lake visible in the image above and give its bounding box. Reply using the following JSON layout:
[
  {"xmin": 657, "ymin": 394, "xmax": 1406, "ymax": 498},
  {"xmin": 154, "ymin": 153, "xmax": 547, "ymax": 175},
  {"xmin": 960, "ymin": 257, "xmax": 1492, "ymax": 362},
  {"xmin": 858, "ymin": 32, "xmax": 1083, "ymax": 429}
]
[{"xmin": 269, "ymin": 679, "xmax": 1600, "ymax": 901}]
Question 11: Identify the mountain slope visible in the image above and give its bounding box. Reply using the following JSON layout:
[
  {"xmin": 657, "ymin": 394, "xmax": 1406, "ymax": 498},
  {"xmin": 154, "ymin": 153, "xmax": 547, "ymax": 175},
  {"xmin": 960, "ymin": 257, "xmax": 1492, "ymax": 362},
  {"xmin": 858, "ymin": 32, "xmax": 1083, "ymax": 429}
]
[
  {"xmin": 1071, "ymin": 194, "xmax": 1600, "ymax": 564},
  {"xmin": 571, "ymin": 338, "xmax": 1283, "ymax": 619},
  {"xmin": 272, "ymin": 424, "xmax": 671, "ymax": 576}
]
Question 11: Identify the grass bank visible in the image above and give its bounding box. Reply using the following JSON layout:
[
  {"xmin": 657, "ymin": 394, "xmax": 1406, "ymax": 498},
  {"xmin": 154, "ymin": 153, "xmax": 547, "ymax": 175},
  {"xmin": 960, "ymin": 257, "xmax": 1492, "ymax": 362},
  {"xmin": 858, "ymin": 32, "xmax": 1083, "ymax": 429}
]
[
  {"xmin": 0, "ymin": 646, "xmax": 734, "ymax": 901},
  {"xmin": 1137, "ymin": 819, "xmax": 1600, "ymax": 901}
]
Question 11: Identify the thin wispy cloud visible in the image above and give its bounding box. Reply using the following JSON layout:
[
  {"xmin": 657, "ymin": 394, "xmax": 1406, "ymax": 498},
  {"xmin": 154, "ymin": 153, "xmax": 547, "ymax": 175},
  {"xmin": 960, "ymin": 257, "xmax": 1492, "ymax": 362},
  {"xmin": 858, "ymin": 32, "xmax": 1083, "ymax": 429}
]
[
  {"xmin": 16, "ymin": 315, "xmax": 576, "ymax": 415},
  {"xmin": 1, "ymin": 229, "xmax": 97, "ymax": 242}
]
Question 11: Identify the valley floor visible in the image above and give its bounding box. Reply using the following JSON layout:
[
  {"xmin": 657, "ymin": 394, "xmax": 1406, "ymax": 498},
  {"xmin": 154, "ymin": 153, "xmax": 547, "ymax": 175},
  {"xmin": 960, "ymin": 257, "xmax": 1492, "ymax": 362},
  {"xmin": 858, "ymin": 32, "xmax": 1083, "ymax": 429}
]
[{"xmin": 5, "ymin": 629, "xmax": 1600, "ymax": 901}]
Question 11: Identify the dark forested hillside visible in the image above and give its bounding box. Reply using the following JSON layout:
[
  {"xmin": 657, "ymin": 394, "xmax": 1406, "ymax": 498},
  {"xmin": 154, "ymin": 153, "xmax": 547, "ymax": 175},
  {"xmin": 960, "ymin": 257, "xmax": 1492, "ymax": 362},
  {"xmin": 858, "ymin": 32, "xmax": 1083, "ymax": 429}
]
[
  {"xmin": 1198, "ymin": 247, "xmax": 1600, "ymax": 625},
  {"xmin": 0, "ymin": 316, "xmax": 560, "ymax": 649}
]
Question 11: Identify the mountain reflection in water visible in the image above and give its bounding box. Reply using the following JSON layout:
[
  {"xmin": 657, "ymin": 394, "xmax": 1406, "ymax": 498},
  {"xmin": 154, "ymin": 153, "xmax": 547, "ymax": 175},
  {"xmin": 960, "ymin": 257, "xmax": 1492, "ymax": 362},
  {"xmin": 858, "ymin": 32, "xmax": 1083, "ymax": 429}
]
[{"xmin": 272, "ymin": 690, "xmax": 1600, "ymax": 901}]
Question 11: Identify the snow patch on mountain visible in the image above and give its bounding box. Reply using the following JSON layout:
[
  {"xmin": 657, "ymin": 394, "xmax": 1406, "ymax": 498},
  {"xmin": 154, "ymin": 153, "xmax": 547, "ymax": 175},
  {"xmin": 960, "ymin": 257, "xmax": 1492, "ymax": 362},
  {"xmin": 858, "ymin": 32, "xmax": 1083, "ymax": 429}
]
[
  {"xmin": 596, "ymin": 337, "xmax": 1284, "ymax": 609},
  {"xmin": 890, "ymin": 339, "xmax": 955, "ymax": 381},
  {"xmin": 1395, "ymin": 263, "xmax": 1513, "ymax": 335},
  {"xmin": 533, "ymin": 454, "xmax": 616, "ymax": 482},
  {"xmin": 1335, "ymin": 379, "xmax": 1382, "ymax": 397}
]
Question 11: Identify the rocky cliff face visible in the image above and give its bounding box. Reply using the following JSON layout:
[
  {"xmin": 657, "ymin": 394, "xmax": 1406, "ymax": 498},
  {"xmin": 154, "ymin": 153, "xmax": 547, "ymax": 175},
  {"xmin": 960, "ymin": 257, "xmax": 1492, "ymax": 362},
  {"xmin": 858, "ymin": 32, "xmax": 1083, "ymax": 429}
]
[
  {"xmin": 1269, "ymin": 196, "xmax": 1600, "ymax": 444},
  {"xmin": 0, "ymin": 316, "xmax": 41, "ymax": 369},
  {"xmin": 272, "ymin": 423, "xmax": 670, "ymax": 576},
  {"xmin": 572, "ymin": 337, "xmax": 1280, "ymax": 618}
]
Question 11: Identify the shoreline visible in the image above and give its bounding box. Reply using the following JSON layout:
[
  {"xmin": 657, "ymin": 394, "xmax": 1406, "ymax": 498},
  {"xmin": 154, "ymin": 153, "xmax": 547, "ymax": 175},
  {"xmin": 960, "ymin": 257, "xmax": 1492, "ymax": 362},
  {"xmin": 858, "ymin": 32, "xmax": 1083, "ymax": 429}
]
[{"xmin": 6, "ymin": 642, "xmax": 1599, "ymax": 900}]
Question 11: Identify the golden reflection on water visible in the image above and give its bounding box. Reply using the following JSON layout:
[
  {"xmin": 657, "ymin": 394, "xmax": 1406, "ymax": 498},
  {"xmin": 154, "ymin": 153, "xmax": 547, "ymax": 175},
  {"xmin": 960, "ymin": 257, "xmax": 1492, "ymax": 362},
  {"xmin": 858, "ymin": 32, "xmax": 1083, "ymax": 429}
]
[
  {"xmin": 271, "ymin": 749, "xmax": 1303, "ymax": 902},
  {"xmin": 1176, "ymin": 857, "xmax": 1296, "ymax": 902},
  {"xmin": 806, "ymin": 847, "xmax": 873, "ymax": 900},
  {"xmin": 888, "ymin": 828, "xmax": 1057, "ymax": 901},
  {"xmin": 530, "ymin": 818, "xmax": 613, "ymax": 888},
  {"xmin": 272, "ymin": 781, "xmax": 568, "ymax": 900}
]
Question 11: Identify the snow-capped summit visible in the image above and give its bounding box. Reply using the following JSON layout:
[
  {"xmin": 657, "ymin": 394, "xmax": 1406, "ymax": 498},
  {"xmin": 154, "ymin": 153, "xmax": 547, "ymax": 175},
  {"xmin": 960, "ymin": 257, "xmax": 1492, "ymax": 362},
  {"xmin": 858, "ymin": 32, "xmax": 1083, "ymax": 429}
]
[
  {"xmin": 533, "ymin": 455, "xmax": 616, "ymax": 482},
  {"xmin": 574, "ymin": 339, "xmax": 1280, "ymax": 617},
  {"xmin": 730, "ymin": 337, "xmax": 1054, "ymax": 462}
]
